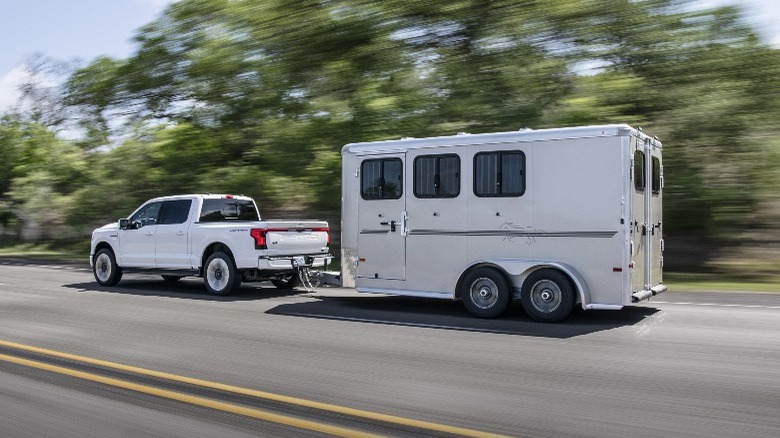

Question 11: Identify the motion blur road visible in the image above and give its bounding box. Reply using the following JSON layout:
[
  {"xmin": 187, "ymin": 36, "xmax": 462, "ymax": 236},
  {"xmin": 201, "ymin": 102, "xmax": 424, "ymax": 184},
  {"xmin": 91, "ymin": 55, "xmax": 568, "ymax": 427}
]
[{"xmin": 1, "ymin": 259, "xmax": 778, "ymax": 438}]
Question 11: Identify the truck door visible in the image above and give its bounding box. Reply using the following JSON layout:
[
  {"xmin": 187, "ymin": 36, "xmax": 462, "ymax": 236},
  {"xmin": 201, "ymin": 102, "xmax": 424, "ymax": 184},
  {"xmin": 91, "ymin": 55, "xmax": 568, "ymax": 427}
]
[
  {"xmin": 357, "ymin": 154, "xmax": 406, "ymax": 281},
  {"xmin": 155, "ymin": 199, "xmax": 193, "ymax": 269},
  {"xmin": 630, "ymin": 137, "xmax": 663, "ymax": 292},
  {"xmin": 119, "ymin": 201, "xmax": 161, "ymax": 268}
]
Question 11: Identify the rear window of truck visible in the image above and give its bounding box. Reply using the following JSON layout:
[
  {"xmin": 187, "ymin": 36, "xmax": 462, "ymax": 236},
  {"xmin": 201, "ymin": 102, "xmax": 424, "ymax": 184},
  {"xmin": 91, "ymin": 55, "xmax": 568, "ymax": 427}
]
[{"xmin": 199, "ymin": 199, "xmax": 259, "ymax": 222}]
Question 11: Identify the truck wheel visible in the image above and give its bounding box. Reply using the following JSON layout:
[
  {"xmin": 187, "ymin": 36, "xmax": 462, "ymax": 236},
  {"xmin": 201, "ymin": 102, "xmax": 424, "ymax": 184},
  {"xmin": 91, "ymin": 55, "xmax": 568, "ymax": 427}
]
[
  {"xmin": 93, "ymin": 248, "xmax": 122, "ymax": 286},
  {"xmin": 271, "ymin": 273, "xmax": 299, "ymax": 289},
  {"xmin": 461, "ymin": 267, "xmax": 511, "ymax": 318},
  {"xmin": 521, "ymin": 269, "xmax": 575, "ymax": 323},
  {"xmin": 162, "ymin": 275, "xmax": 183, "ymax": 282},
  {"xmin": 204, "ymin": 252, "xmax": 239, "ymax": 295}
]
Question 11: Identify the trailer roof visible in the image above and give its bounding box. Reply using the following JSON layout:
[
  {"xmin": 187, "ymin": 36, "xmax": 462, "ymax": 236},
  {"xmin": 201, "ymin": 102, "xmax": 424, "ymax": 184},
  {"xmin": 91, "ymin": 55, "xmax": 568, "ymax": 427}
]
[{"xmin": 343, "ymin": 124, "xmax": 660, "ymax": 154}]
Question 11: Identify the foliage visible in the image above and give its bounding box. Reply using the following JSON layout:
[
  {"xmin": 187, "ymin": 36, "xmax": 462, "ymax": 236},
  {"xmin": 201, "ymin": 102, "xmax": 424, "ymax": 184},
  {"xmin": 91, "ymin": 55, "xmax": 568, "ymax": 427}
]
[{"xmin": 1, "ymin": 0, "xmax": 779, "ymax": 272}]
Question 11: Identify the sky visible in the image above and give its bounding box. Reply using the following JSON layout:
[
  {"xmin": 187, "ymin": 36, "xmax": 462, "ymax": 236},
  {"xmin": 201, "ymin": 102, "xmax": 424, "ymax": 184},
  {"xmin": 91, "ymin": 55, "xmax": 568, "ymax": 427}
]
[{"xmin": 0, "ymin": 0, "xmax": 778, "ymax": 112}]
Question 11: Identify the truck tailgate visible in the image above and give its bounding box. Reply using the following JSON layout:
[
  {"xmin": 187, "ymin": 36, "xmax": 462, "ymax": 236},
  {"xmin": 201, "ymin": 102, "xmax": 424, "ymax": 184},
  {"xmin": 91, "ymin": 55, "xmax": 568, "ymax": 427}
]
[{"xmin": 260, "ymin": 221, "xmax": 329, "ymax": 255}]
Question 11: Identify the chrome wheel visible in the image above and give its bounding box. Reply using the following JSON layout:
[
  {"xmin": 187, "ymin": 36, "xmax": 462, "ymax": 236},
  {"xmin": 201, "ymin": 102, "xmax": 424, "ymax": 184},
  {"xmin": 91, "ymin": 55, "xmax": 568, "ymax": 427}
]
[
  {"xmin": 460, "ymin": 267, "xmax": 511, "ymax": 318},
  {"xmin": 528, "ymin": 279, "xmax": 563, "ymax": 313},
  {"xmin": 93, "ymin": 248, "xmax": 121, "ymax": 286},
  {"xmin": 520, "ymin": 269, "xmax": 575, "ymax": 322},
  {"xmin": 468, "ymin": 277, "xmax": 499, "ymax": 310},
  {"xmin": 95, "ymin": 252, "xmax": 112, "ymax": 283},
  {"xmin": 206, "ymin": 257, "xmax": 230, "ymax": 293}
]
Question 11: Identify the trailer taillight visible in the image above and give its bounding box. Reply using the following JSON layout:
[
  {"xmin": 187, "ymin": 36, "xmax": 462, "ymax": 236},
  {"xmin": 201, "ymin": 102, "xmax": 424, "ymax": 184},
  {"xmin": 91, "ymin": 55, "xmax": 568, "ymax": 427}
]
[{"xmin": 250, "ymin": 228, "xmax": 267, "ymax": 249}]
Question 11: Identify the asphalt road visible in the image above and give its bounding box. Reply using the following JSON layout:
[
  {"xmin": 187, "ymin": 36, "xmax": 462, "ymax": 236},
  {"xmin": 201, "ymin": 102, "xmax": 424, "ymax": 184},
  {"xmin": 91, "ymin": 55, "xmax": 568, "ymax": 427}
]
[{"xmin": 0, "ymin": 259, "xmax": 779, "ymax": 438}]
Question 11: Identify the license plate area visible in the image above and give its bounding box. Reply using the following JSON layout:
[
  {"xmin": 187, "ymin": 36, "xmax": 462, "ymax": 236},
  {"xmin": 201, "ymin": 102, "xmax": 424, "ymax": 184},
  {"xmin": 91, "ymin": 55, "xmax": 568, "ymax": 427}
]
[{"xmin": 292, "ymin": 256, "xmax": 312, "ymax": 268}]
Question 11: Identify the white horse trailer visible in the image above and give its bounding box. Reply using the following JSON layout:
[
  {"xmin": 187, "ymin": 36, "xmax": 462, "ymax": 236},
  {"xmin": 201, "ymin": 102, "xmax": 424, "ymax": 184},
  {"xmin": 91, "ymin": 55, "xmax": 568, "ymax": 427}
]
[{"xmin": 335, "ymin": 124, "xmax": 665, "ymax": 322}]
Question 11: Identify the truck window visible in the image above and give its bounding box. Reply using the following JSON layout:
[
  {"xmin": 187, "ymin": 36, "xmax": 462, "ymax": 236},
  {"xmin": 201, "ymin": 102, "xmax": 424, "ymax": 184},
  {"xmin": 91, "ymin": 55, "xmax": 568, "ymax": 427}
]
[
  {"xmin": 414, "ymin": 154, "xmax": 460, "ymax": 198},
  {"xmin": 199, "ymin": 198, "xmax": 260, "ymax": 222},
  {"xmin": 634, "ymin": 153, "xmax": 645, "ymax": 191},
  {"xmin": 159, "ymin": 200, "xmax": 192, "ymax": 225},
  {"xmin": 361, "ymin": 158, "xmax": 402, "ymax": 200},
  {"xmin": 129, "ymin": 202, "xmax": 163, "ymax": 228},
  {"xmin": 474, "ymin": 151, "xmax": 525, "ymax": 197}
]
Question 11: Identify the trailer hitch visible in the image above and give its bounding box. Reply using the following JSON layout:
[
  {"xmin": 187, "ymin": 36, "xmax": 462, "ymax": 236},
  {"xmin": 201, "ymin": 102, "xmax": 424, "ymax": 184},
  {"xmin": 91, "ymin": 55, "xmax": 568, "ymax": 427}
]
[{"xmin": 292, "ymin": 256, "xmax": 332, "ymax": 292}]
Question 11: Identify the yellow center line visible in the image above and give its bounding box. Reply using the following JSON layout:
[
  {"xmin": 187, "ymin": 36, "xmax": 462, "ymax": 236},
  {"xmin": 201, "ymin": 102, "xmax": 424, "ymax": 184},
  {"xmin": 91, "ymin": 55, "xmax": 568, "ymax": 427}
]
[
  {"xmin": 0, "ymin": 352, "xmax": 381, "ymax": 438},
  {"xmin": 0, "ymin": 340, "xmax": 510, "ymax": 438}
]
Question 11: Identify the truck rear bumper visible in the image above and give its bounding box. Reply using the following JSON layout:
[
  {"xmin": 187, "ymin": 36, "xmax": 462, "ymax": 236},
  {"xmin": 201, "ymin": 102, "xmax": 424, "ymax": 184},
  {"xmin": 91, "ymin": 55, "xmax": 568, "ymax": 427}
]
[
  {"xmin": 257, "ymin": 255, "xmax": 332, "ymax": 270},
  {"xmin": 632, "ymin": 284, "xmax": 668, "ymax": 303}
]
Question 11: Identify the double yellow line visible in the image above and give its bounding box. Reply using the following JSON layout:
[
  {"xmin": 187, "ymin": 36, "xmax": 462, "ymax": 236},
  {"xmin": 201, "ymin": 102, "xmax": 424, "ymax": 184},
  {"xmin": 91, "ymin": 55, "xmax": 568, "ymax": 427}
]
[{"xmin": 0, "ymin": 339, "xmax": 508, "ymax": 438}]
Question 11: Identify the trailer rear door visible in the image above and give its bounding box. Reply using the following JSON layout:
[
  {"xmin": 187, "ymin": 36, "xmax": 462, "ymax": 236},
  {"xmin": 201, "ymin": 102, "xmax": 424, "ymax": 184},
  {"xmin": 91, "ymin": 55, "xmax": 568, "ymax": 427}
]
[{"xmin": 630, "ymin": 136, "xmax": 663, "ymax": 295}]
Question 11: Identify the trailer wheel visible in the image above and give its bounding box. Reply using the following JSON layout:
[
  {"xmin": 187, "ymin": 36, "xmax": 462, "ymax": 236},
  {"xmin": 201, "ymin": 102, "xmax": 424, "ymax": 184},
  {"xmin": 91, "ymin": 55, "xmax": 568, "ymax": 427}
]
[
  {"xmin": 521, "ymin": 269, "xmax": 575, "ymax": 323},
  {"xmin": 204, "ymin": 252, "xmax": 240, "ymax": 295},
  {"xmin": 461, "ymin": 267, "xmax": 511, "ymax": 318},
  {"xmin": 272, "ymin": 272, "xmax": 299, "ymax": 290},
  {"xmin": 93, "ymin": 248, "xmax": 122, "ymax": 286}
]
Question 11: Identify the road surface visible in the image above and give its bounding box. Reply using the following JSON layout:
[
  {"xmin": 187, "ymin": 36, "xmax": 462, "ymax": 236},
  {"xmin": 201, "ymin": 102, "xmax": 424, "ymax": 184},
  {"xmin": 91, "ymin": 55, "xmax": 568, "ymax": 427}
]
[{"xmin": 0, "ymin": 259, "xmax": 778, "ymax": 437}]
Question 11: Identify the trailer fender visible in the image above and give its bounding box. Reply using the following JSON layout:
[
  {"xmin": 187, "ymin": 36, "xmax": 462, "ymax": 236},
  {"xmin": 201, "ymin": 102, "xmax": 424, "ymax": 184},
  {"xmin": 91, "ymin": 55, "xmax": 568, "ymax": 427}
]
[{"xmin": 462, "ymin": 259, "xmax": 591, "ymax": 308}]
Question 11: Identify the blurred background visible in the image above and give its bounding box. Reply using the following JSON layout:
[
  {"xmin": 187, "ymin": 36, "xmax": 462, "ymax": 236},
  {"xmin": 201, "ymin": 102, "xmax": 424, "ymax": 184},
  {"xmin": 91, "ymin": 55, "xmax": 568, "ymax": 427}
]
[{"xmin": 1, "ymin": 0, "xmax": 778, "ymax": 281}]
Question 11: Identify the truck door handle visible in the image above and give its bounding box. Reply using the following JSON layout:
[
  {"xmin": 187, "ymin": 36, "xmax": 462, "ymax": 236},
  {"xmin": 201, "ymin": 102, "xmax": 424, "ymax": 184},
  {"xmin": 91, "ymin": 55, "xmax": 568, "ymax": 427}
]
[
  {"xmin": 176, "ymin": 231, "xmax": 185, "ymax": 236},
  {"xmin": 145, "ymin": 232, "xmax": 154, "ymax": 236},
  {"xmin": 380, "ymin": 220, "xmax": 397, "ymax": 232}
]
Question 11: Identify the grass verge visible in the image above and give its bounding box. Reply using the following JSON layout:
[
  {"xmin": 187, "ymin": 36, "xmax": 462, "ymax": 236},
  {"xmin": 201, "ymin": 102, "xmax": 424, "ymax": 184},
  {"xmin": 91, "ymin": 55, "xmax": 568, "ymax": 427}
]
[
  {"xmin": 0, "ymin": 243, "xmax": 85, "ymax": 263},
  {"xmin": 664, "ymin": 272, "xmax": 780, "ymax": 293}
]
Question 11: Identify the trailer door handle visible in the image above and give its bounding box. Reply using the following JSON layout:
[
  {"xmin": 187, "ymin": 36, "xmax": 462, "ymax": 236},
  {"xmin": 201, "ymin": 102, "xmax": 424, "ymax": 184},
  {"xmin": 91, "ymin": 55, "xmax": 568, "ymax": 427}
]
[{"xmin": 379, "ymin": 220, "xmax": 397, "ymax": 232}]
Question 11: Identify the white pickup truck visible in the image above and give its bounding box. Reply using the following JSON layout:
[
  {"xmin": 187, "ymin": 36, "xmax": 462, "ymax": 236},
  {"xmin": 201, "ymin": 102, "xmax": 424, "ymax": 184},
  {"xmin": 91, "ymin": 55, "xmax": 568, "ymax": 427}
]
[{"xmin": 89, "ymin": 194, "xmax": 330, "ymax": 295}]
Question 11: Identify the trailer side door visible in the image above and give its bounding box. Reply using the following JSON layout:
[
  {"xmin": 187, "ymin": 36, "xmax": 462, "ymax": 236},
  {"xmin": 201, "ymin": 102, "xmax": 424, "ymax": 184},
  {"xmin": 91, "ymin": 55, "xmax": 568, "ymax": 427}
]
[{"xmin": 357, "ymin": 154, "xmax": 407, "ymax": 281}]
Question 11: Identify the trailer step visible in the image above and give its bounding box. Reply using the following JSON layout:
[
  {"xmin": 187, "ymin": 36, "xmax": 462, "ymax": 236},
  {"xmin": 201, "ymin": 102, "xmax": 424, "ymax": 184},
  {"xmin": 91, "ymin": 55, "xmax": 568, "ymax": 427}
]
[{"xmin": 632, "ymin": 284, "xmax": 667, "ymax": 303}]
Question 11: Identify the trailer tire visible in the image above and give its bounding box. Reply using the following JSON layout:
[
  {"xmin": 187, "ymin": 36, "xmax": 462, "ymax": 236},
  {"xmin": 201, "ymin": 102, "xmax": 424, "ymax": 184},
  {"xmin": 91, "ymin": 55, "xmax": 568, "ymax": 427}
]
[
  {"xmin": 272, "ymin": 272, "xmax": 299, "ymax": 290},
  {"xmin": 93, "ymin": 248, "xmax": 122, "ymax": 286},
  {"xmin": 521, "ymin": 269, "xmax": 575, "ymax": 323},
  {"xmin": 461, "ymin": 267, "xmax": 511, "ymax": 318},
  {"xmin": 204, "ymin": 252, "xmax": 240, "ymax": 295}
]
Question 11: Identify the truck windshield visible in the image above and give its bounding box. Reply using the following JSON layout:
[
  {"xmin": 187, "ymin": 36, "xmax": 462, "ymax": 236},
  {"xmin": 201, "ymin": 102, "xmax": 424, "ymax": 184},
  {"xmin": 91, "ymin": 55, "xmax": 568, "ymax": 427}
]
[{"xmin": 199, "ymin": 198, "xmax": 260, "ymax": 222}]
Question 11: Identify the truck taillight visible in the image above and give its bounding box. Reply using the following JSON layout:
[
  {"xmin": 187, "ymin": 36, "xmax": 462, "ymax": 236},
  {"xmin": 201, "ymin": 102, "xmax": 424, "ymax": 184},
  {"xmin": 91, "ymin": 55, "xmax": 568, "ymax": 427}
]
[{"xmin": 250, "ymin": 228, "xmax": 267, "ymax": 249}]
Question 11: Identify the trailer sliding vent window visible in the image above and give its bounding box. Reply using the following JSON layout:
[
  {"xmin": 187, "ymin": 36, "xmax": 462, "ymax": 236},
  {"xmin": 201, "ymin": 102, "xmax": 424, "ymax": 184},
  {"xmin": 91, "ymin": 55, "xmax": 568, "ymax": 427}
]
[
  {"xmin": 634, "ymin": 153, "xmax": 645, "ymax": 191},
  {"xmin": 414, "ymin": 154, "xmax": 460, "ymax": 198},
  {"xmin": 474, "ymin": 151, "xmax": 525, "ymax": 197},
  {"xmin": 652, "ymin": 156, "xmax": 661, "ymax": 194},
  {"xmin": 361, "ymin": 158, "xmax": 403, "ymax": 200}
]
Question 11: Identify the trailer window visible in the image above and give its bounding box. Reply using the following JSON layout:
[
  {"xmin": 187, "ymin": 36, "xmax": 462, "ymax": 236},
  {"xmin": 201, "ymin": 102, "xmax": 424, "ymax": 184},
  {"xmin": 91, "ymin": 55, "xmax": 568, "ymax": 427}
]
[
  {"xmin": 652, "ymin": 156, "xmax": 661, "ymax": 194},
  {"xmin": 414, "ymin": 154, "xmax": 460, "ymax": 198},
  {"xmin": 361, "ymin": 158, "xmax": 403, "ymax": 200},
  {"xmin": 474, "ymin": 151, "xmax": 525, "ymax": 197},
  {"xmin": 634, "ymin": 153, "xmax": 645, "ymax": 191}
]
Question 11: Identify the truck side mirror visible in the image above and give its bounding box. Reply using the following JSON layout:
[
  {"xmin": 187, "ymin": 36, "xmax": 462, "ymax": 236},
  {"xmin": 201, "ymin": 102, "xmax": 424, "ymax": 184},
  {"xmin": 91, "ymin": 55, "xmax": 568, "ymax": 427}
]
[{"xmin": 119, "ymin": 218, "xmax": 129, "ymax": 230}]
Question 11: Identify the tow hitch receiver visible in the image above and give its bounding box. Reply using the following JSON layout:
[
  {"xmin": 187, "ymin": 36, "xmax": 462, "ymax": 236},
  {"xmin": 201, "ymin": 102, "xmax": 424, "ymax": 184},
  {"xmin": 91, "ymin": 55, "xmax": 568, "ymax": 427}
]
[{"xmin": 293, "ymin": 255, "xmax": 332, "ymax": 292}]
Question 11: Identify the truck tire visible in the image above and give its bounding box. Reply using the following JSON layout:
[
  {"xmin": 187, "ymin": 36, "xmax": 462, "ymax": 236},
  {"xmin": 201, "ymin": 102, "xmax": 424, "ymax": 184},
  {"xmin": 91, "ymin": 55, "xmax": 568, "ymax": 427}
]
[
  {"xmin": 461, "ymin": 267, "xmax": 511, "ymax": 318},
  {"xmin": 162, "ymin": 275, "xmax": 183, "ymax": 282},
  {"xmin": 521, "ymin": 269, "xmax": 575, "ymax": 323},
  {"xmin": 204, "ymin": 252, "xmax": 240, "ymax": 295},
  {"xmin": 93, "ymin": 248, "xmax": 122, "ymax": 286},
  {"xmin": 271, "ymin": 272, "xmax": 299, "ymax": 289}
]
